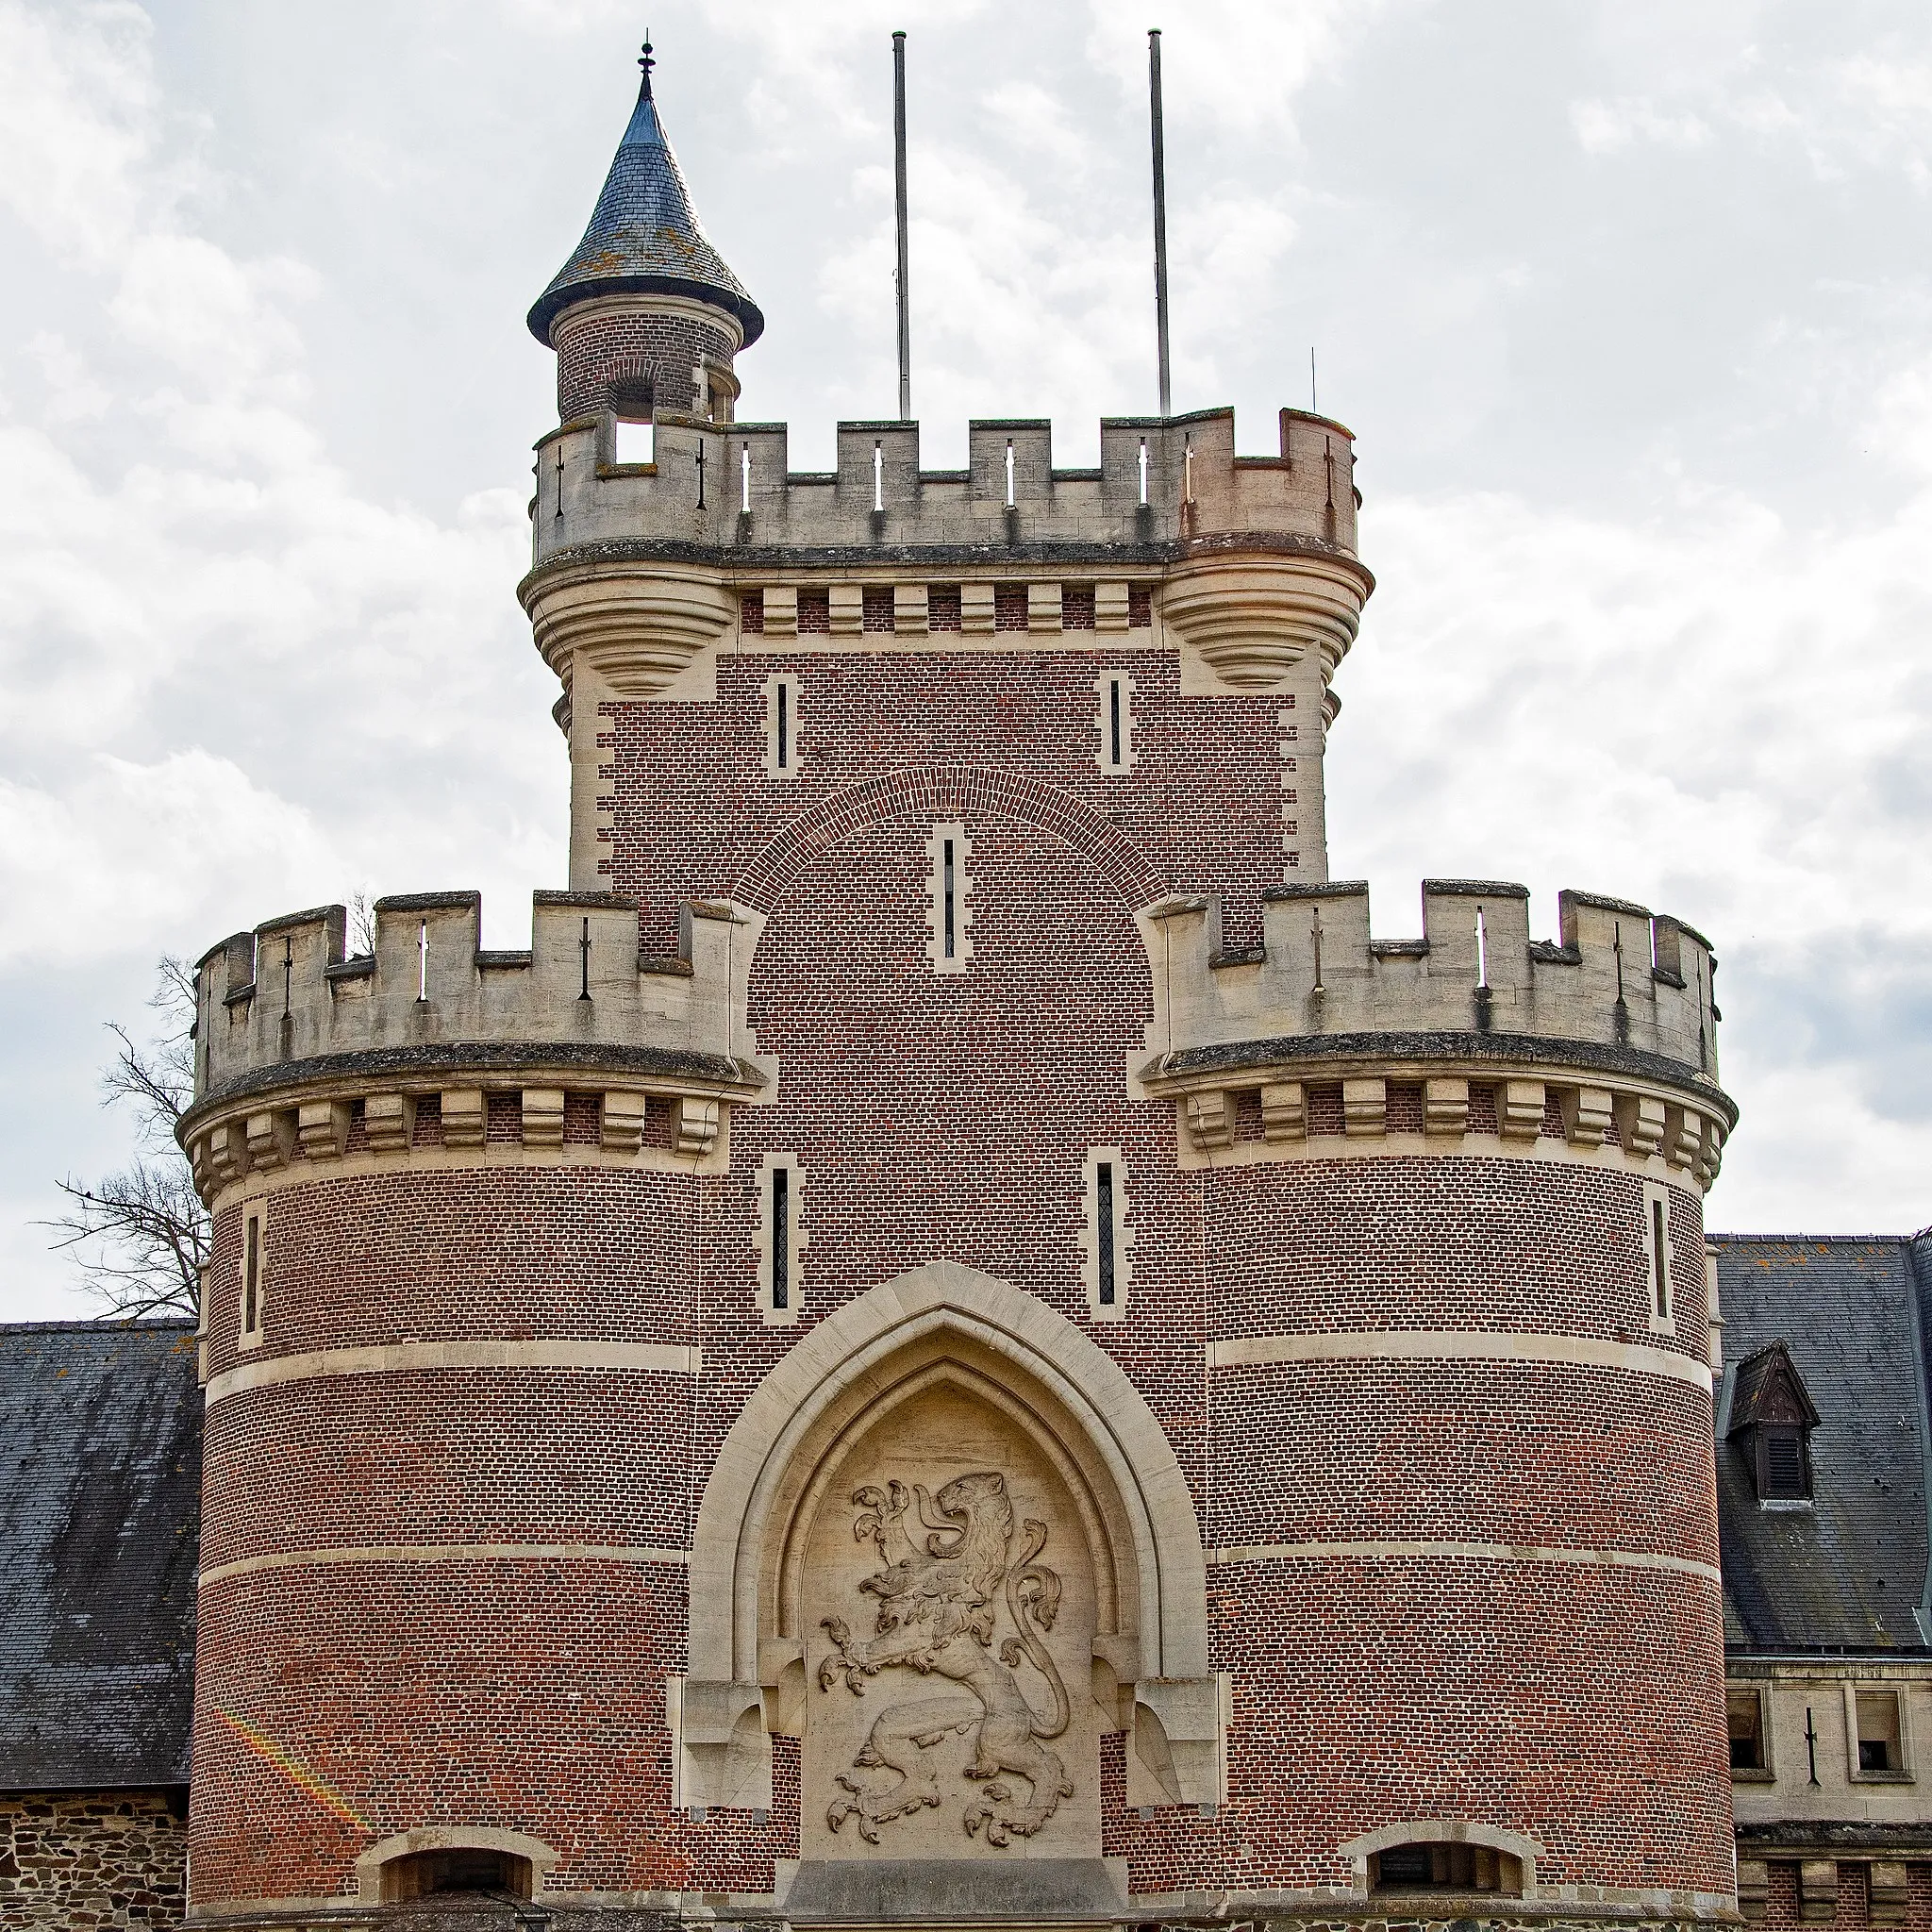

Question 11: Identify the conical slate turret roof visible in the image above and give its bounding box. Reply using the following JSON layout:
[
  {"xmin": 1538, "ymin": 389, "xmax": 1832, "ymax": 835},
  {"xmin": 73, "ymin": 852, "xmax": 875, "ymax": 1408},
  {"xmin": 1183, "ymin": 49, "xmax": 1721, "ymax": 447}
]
[{"xmin": 527, "ymin": 44, "xmax": 763, "ymax": 347}]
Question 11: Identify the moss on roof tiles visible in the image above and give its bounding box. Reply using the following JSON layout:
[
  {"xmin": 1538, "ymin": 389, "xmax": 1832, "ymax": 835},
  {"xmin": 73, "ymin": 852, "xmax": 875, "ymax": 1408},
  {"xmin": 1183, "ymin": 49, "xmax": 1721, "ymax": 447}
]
[{"xmin": 527, "ymin": 47, "xmax": 762, "ymax": 348}]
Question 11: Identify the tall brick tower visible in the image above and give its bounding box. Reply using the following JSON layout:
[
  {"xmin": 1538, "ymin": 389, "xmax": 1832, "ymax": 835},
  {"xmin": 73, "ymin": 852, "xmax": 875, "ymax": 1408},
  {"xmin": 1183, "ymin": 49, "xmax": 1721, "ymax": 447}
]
[{"xmin": 180, "ymin": 46, "xmax": 1740, "ymax": 1931}]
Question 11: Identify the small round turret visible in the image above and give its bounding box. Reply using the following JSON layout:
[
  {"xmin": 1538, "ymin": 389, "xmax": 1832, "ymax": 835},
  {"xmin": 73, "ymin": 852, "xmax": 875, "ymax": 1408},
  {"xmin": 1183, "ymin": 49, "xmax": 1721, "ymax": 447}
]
[{"xmin": 528, "ymin": 41, "xmax": 761, "ymax": 425}]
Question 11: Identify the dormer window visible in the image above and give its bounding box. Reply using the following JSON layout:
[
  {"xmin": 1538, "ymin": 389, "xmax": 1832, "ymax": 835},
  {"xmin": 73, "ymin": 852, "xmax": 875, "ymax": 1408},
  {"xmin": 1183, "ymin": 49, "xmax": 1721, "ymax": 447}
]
[
  {"xmin": 1851, "ymin": 1689, "xmax": 1910, "ymax": 1779},
  {"xmin": 1725, "ymin": 1341, "xmax": 1819, "ymax": 1506},
  {"xmin": 1759, "ymin": 1425, "xmax": 1807, "ymax": 1499}
]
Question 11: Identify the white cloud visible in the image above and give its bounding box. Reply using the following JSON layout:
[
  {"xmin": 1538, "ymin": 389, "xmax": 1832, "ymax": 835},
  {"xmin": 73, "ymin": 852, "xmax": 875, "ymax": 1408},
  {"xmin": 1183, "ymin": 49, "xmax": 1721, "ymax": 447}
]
[
  {"xmin": 0, "ymin": 751, "xmax": 332, "ymax": 968},
  {"xmin": 108, "ymin": 234, "xmax": 318, "ymax": 391},
  {"xmin": 0, "ymin": 0, "xmax": 565, "ymax": 1313},
  {"xmin": 1571, "ymin": 97, "xmax": 1715, "ymax": 154},
  {"xmin": 1082, "ymin": 0, "xmax": 1387, "ymax": 134},
  {"xmin": 0, "ymin": 0, "xmax": 166, "ymax": 266},
  {"xmin": 1336, "ymin": 448, "xmax": 1932, "ymax": 1230},
  {"xmin": 24, "ymin": 332, "xmax": 110, "ymax": 421},
  {"xmin": 1570, "ymin": 34, "xmax": 1932, "ymax": 186},
  {"xmin": 1870, "ymin": 350, "xmax": 1932, "ymax": 476}
]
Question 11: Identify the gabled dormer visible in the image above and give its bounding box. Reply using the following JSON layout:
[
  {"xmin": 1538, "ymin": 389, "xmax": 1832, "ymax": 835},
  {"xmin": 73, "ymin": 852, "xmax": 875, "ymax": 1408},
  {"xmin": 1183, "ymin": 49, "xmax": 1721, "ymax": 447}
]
[{"xmin": 1726, "ymin": 1341, "xmax": 1821, "ymax": 1503}]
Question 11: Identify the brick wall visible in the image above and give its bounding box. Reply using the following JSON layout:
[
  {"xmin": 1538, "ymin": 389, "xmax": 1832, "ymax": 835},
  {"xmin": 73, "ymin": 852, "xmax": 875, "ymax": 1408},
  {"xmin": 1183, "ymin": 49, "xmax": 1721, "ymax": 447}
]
[
  {"xmin": 191, "ymin": 774, "xmax": 1727, "ymax": 1909},
  {"xmin": 603, "ymin": 645, "xmax": 1302, "ymax": 953},
  {"xmin": 0, "ymin": 1792, "xmax": 184, "ymax": 1930},
  {"xmin": 554, "ymin": 307, "xmax": 737, "ymax": 423}
]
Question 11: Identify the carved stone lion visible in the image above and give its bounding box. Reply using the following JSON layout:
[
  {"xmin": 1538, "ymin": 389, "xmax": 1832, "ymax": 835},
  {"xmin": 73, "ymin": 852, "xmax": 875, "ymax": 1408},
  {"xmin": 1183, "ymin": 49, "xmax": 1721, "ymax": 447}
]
[{"xmin": 818, "ymin": 1470, "xmax": 1073, "ymax": 1848}]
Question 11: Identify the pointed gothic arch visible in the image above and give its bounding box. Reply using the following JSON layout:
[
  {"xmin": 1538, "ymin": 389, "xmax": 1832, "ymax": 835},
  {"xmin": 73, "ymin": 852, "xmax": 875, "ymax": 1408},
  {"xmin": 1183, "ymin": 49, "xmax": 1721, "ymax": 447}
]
[{"xmin": 676, "ymin": 1261, "xmax": 1222, "ymax": 1816}]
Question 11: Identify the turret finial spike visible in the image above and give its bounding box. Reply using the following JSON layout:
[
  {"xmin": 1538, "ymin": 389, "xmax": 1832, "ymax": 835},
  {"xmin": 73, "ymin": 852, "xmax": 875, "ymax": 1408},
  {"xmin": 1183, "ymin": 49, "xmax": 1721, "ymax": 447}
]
[{"xmin": 639, "ymin": 33, "xmax": 655, "ymax": 95}]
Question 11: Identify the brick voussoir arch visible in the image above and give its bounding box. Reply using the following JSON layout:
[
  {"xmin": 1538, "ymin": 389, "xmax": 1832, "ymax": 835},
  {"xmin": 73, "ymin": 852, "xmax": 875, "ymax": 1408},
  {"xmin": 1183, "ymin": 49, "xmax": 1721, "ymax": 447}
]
[{"xmin": 729, "ymin": 763, "xmax": 1169, "ymax": 912}]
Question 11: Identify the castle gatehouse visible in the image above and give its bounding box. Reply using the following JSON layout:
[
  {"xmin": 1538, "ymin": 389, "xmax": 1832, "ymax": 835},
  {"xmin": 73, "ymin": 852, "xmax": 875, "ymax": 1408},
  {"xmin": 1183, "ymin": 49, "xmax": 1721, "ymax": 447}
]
[{"xmin": 175, "ymin": 42, "xmax": 1737, "ymax": 1932}]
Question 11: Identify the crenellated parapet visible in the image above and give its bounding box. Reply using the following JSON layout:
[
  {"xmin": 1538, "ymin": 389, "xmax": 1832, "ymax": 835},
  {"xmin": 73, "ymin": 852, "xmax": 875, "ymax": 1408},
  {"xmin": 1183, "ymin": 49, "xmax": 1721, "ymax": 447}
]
[
  {"xmin": 521, "ymin": 406, "xmax": 1371, "ymax": 738},
  {"xmin": 532, "ymin": 405, "xmax": 1363, "ymax": 564},
  {"xmin": 178, "ymin": 889, "xmax": 766, "ymax": 1205},
  {"xmin": 1137, "ymin": 878, "xmax": 1734, "ymax": 1190}
]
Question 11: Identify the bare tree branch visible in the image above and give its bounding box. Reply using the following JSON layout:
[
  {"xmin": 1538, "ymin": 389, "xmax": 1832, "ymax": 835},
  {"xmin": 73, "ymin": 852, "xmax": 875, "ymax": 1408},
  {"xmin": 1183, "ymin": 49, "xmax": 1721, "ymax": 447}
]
[
  {"xmin": 42, "ymin": 956, "xmax": 209, "ymax": 1322},
  {"xmin": 347, "ymin": 890, "xmax": 377, "ymax": 958}
]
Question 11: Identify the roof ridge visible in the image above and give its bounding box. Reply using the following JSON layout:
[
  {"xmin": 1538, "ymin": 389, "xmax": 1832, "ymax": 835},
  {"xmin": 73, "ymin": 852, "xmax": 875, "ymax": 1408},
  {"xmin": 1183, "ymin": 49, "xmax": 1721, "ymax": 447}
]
[
  {"xmin": 0, "ymin": 1318, "xmax": 195, "ymax": 1334},
  {"xmin": 1707, "ymin": 1231, "xmax": 1908, "ymax": 1243}
]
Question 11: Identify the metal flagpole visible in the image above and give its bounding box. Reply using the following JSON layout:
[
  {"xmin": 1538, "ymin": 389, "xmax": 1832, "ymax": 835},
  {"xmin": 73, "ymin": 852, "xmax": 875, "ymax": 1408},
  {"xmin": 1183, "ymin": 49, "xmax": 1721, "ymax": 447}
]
[
  {"xmin": 893, "ymin": 31, "xmax": 912, "ymax": 421},
  {"xmin": 1148, "ymin": 27, "xmax": 1172, "ymax": 417}
]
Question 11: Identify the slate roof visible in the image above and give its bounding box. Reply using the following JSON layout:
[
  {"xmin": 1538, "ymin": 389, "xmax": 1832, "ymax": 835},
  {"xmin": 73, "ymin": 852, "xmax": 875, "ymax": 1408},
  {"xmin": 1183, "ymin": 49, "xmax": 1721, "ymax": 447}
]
[
  {"xmin": 0, "ymin": 1321, "xmax": 201, "ymax": 1789},
  {"xmin": 527, "ymin": 46, "xmax": 763, "ymax": 349},
  {"xmin": 1713, "ymin": 1235, "xmax": 1932, "ymax": 1655}
]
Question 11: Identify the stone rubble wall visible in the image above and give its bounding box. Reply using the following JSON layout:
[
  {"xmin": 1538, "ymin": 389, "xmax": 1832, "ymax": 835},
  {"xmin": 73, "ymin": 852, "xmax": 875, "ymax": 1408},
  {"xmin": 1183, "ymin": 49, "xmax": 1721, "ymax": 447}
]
[{"xmin": 0, "ymin": 1791, "xmax": 184, "ymax": 1930}]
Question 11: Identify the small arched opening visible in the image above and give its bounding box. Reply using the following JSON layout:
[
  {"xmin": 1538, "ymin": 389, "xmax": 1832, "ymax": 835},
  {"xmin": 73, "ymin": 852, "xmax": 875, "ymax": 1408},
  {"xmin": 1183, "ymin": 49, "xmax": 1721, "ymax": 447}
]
[
  {"xmin": 380, "ymin": 1846, "xmax": 534, "ymax": 1901},
  {"xmin": 1370, "ymin": 1840, "xmax": 1524, "ymax": 1897},
  {"xmin": 608, "ymin": 373, "xmax": 655, "ymax": 466}
]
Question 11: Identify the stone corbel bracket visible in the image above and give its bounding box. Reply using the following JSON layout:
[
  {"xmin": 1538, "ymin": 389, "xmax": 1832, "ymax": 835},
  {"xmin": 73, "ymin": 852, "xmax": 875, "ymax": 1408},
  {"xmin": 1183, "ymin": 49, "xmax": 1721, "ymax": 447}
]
[
  {"xmin": 1159, "ymin": 545, "xmax": 1369, "ymax": 695},
  {"xmin": 668, "ymin": 1675, "xmax": 773, "ymax": 1816},
  {"xmin": 181, "ymin": 1045, "xmax": 762, "ymax": 1212},
  {"xmin": 521, "ymin": 552, "xmax": 737, "ymax": 702},
  {"xmin": 1141, "ymin": 1034, "xmax": 1733, "ymax": 1193},
  {"xmin": 1125, "ymin": 1672, "xmax": 1232, "ymax": 1811}
]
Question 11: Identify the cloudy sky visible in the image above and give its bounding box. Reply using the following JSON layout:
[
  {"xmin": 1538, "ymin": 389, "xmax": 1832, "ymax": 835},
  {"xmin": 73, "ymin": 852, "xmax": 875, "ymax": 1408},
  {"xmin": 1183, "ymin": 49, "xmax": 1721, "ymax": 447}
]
[{"xmin": 3, "ymin": 0, "xmax": 1929, "ymax": 1320}]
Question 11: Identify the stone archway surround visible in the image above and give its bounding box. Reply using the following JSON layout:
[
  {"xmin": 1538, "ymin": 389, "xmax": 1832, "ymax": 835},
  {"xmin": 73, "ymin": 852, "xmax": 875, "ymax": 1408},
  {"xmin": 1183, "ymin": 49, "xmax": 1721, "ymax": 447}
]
[{"xmin": 675, "ymin": 1261, "xmax": 1224, "ymax": 1816}]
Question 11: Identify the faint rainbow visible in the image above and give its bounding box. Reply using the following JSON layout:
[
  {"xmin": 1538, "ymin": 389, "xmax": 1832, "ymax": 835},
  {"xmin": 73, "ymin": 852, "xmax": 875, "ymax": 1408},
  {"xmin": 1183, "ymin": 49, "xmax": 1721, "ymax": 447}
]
[{"xmin": 215, "ymin": 1710, "xmax": 371, "ymax": 1832}]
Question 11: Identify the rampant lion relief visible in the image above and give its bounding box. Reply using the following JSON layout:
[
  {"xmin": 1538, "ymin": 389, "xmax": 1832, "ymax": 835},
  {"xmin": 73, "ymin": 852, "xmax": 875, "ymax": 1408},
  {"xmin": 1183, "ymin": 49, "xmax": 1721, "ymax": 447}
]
[{"xmin": 816, "ymin": 1469, "xmax": 1074, "ymax": 1849}]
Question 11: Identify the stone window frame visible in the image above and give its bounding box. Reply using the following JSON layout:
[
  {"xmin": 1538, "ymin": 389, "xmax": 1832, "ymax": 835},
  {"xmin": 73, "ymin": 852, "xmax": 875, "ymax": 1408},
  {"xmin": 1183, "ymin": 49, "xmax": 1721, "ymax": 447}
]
[
  {"xmin": 603, "ymin": 358, "xmax": 658, "ymax": 469},
  {"xmin": 925, "ymin": 821, "xmax": 974, "ymax": 974},
  {"xmin": 1081, "ymin": 1145, "xmax": 1135, "ymax": 1323},
  {"xmin": 1096, "ymin": 670, "xmax": 1137, "ymax": 775},
  {"xmin": 1368, "ymin": 1840, "xmax": 1524, "ymax": 1897},
  {"xmin": 1642, "ymin": 1178, "xmax": 1676, "ymax": 1337},
  {"xmin": 755, "ymin": 1151, "xmax": 806, "ymax": 1327},
  {"xmin": 355, "ymin": 1827, "xmax": 557, "ymax": 1905},
  {"xmin": 1726, "ymin": 1680, "xmax": 1775, "ymax": 1783},
  {"xmin": 1339, "ymin": 1821, "xmax": 1543, "ymax": 1903},
  {"xmin": 762, "ymin": 673, "xmax": 802, "ymax": 780},
  {"xmin": 239, "ymin": 1205, "xmax": 266, "ymax": 1351},
  {"xmin": 1844, "ymin": 1682, "xmax": 1915, "ymax": 1784}
]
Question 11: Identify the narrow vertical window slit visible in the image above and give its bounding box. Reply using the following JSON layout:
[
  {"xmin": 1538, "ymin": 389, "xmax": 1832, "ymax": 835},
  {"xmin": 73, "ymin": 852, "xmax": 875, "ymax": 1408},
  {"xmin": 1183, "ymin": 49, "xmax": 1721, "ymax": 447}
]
[
  {"xmin": 1097, "ymin": 1163, "xmax": 1116, "ymax": 1307},
  {"xmin": 773, "ymin": 1168, "xmax": 791, "ymax": 1311},
  {"xmin": 244, "ymin": 1214, "xmax": 260, "ymax": 1335},
  {"xmin": 1651, "ymin": 1195, "xmax": 1670, "ymax": 1318}
]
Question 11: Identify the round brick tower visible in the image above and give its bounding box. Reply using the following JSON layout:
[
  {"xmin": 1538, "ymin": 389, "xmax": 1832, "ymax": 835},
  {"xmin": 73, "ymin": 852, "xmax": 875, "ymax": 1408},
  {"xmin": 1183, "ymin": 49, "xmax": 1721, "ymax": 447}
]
[{"xmin": 181, "ymin": 45, "xmax": 1738, "ymax": 1932}]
